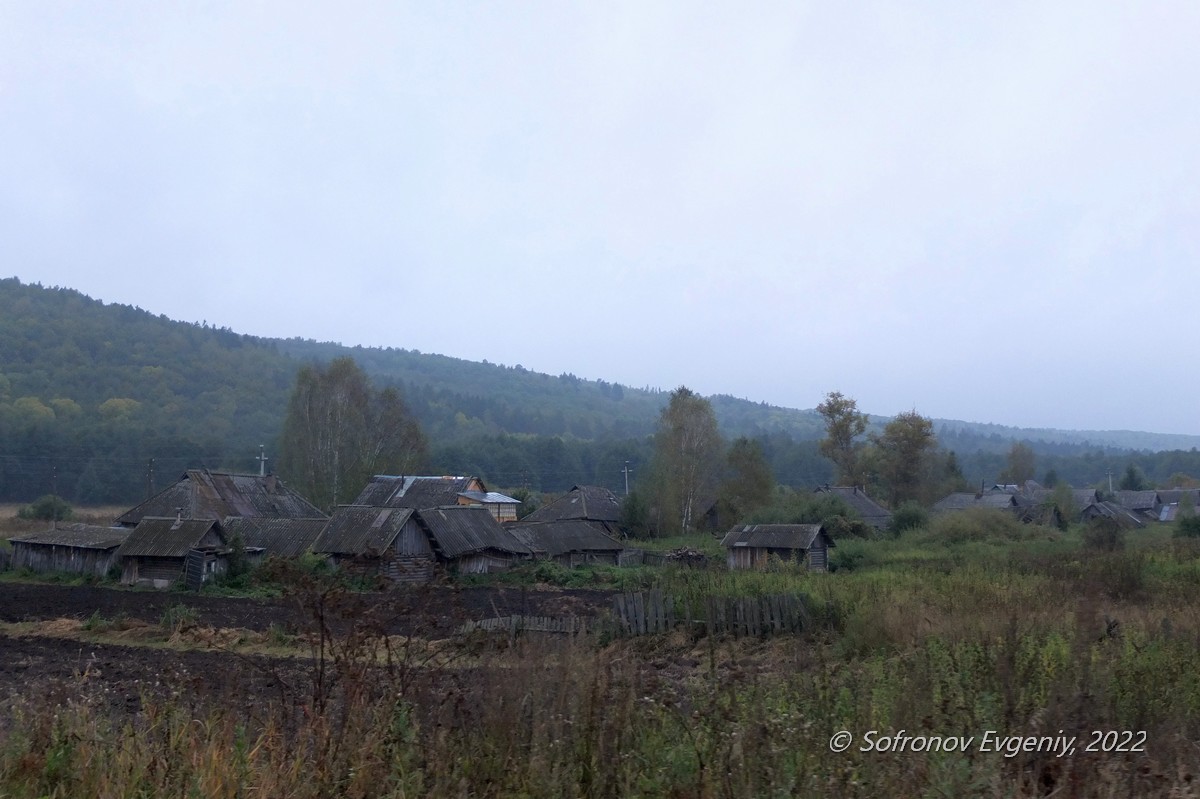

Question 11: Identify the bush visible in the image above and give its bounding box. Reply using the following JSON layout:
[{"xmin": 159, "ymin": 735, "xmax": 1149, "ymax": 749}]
[
  {"xmin": 1083, "ymin": 518, "xmax": 1125, "ymax": 552},
  {"xmin": 1174, "ymin": 515, "xmax": 1200, "ymax": 538},
  {"xmin": 917, "ymin": 508, "xmax": 1043, "ymax": 545},
  {"xmin": 16, "ymin": 494, "xmax": 73, "ymax": 522},
  {"xmin": 889, "ymin": 501, "xmax": 928, "ymax": 536}
]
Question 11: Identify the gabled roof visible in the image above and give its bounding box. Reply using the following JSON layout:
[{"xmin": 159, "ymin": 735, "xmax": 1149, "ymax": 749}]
[
  {"xmin": 933, "ymin": 492, "xmax": 1019, "ymax": 512},
  {"xmin": 116, "ymin": 470, "xmax": 326, "ymax": 526},
  {"xmin": 523, "ymin": 485, "xmax": 623, "ymax": 525},
  {"xmin": 1026, "ymin": 488, "xmax": 1100, "ymax": 507},
  {"xmin": 352, "ymin": 475, "xmax": 483, "ymax": 509},
  {"xmin": 720, "ymin": 524, "xmax": 830, "ymax": 550},
  {"xmin": 222, "ymin": 517, "xmax": 329, "ymax": 558},
  {"xmin": 8, "ymin": 523, "xmax": 130, "ymax": 550},
  {"xmin": 117, "ymin": 517, "xmax": 222, "ymax": 558},
  {"xmin": 1084, "ymin": 501, "xmax": 1147, "ymax": 529},
  {"xmin": 1115, "ymin": 490, "xmax": 1160, "ymax": 511},
  {"xmin": 311, "ymin": 506, "xmax": 416, "ymax": 556},
  {"xmin": 458, "ymin": 490, "xmax": 521, "ymax": 505},
  {"xmin": 509, "ymin": 520, "xmax": 624, "ymax": 557},
  {"xmin": 1157, "ymin": 489, "xmax": 1200, "ymax": 506},
  {"xmin": 813, "ymin": 486, "xmax": 893, "ymax": 528},
  {"xmin": 414, "ymin": 506, "xmax": 530, "ymax": 559}
]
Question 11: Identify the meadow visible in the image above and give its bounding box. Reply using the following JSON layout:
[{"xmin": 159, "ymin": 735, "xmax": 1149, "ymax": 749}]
[{"xmin": 2, "ymin": 510, "xmax": 1199, "ymax": 797}]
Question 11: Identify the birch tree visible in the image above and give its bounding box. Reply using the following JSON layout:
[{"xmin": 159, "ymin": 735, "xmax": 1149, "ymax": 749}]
[
  {"xmin": 652, "ymin": 387, "xmax": 723, "ymax": 534},
  {"xmin": 278, "ymin": 358, "xmax": 427, "ymax": 511}
]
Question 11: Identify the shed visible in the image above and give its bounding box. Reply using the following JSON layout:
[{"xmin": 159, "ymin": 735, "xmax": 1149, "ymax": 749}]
[
  {"xmin": 521, "ymin": 485, "xmax": 624, "ymax": 536},
  {"xmin": 414, "ymin": 506, "xmax": 532, "ymax": 574},
  {"xmin": 720, "ymin": 524, "xmax": 834, "ymax": 572},
  {"xmin": 8, "ymin": 524, "xmax": 131, "ymax": 578},
  {"xmin": 509, "ymin": 520, "xmax": 624, "ymax": 567},
  {"xmin": 116, "ymin": 517, "xmax": 225, "ymax": 587}
]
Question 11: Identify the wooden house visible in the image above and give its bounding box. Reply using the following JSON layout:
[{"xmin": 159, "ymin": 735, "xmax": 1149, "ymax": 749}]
[
  {"xmin": 814, "ymin": 486, "xmax": 893, "ymax": 530},
  {"xmin": 116, "ymin": 516, "xmax": 226, "ymax": 588},
  {"xmin": 311, "ymin": 506, "xmax": 429, "ymax": 582},
  {"xmin": 521, "ymin": 485, "xmax": 624, "ymax": 536},
  {"xmin": 932, "ymin": 492, "xmax": 1022, "ymax": 513},
  {"xmin": 116, "ymin": 470, "xmax": 326, "ymax": 527},
  {"xmin": 8, "ymin": 524, "xmax": 131, "ymax": 578},
  {"xmin": 509, "ymin": 519, "xmax": 624, "ymax": 567},
  {"xmin": 720, "ymin": 524, "xmax": 834, "ymax": 572},
  {"xmin": 312, "ymin": 505, "xmax": 532, "ymax": 582},
  {"xmin": 1114, "ymin": 490, "xmax": 1162, "ymax": 522},
  {"xmin": 1080, "ymin": 501, "xmax": 1146, "ymax": 529},
  {"xmin": 352, "ymin": 475, "xmax": 520, "ymax": 522}
]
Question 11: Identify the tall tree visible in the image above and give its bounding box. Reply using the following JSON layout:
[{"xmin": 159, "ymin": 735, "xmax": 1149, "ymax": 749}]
[
  {"xmin": 716, "ymin": 437, "xmax": 776, "ymax": 526},
  {"xmin": 278, "ymin": 358, "xmax": 427, "ymax": 511},
  {"xmin": 651, "ymin": 387, "xmax": 724, "ymax": 534},
  {"xmin": 872, "ymin": 409, "xmax": 937, "ymax": 506},
  {"xmin": 816, "ymin": 391, "xmax": 868, "ymax": 485},
  {"xmin": 1000, "ymin": 442, "xmax": 1036, "ymax": 485}
]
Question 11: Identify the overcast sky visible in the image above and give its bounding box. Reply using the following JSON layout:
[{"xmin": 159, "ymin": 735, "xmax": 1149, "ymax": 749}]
[{"xmin": 3, "ymin": 3, "xmax": 1198, "ymax": 434}]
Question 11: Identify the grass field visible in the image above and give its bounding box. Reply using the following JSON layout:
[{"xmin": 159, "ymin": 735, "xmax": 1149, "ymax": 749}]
[{"xmin": 2, "ymin": 511, "xmax": 1199, "ymax": 796}]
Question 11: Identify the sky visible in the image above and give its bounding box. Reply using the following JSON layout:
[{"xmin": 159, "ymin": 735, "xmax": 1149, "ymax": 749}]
[{"xmin": 2, "ymin": 2, "xmax": 1198, "ymax": 435}]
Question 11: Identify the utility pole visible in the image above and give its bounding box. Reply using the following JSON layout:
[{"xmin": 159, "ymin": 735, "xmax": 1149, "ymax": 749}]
[
  {"xmin": 257, "ymin": 445, "xmax": 268, "ymax": 477},
  {"xmin": 147, "ymin": 457, "xmax": 156, "ymax": 499},
  {"xmin": 1107, "ymin": 469, "xmax": 1114, "ymax": 494},
  {"xmin": 622, "ymin": 461, "xmax": 633, "ymax": 496}
]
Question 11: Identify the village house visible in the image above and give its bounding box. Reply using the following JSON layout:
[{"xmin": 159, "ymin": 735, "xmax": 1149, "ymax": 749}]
[
  {"xmin": 720, "ymin": 524, "xmax": 835, "ymax": 572},
  {"xmin": 221, "ymin": 516, "xmax": 329, "ymax": 559},
  {"xmin": 813, "ymin": 485, "xmax": 893, "ymax": 531},
  {"xmin": 115, "ymin": 469, "xmax": 325, "ymax": 527},
  {"xmin": 509, "ymin": 519, "xmax": 624, "ymax": 567},
  {"xmin": 352, "ymin": 475, "xmax": 521, "ymax": 522},
  {"xmin": 116, "ymin": 516, "xmax": 230, "ymax": 588}
]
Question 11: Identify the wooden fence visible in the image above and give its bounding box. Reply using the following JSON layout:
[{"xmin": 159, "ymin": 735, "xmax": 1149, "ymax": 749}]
[
  {"xmin": 611, "ymin": 589, "xmax": 810, "ymax": 638},
  {"xmin": 460, "ymin": 615, "xmax": 589, "ymax": 635}
]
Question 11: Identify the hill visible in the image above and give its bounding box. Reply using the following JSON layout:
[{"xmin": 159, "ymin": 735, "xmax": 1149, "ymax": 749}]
[{"xmin": 3, "ymin": 277, "xmax": 1199, "ymax": 503}]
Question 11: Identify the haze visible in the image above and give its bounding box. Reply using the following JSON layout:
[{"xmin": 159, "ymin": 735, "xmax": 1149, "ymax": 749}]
[{"xmin": 3, "ymin": 3, "xmax": 1197, "ymax": 434}]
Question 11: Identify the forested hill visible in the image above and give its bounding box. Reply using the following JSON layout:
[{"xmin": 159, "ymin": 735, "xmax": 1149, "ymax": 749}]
[{"xmin": 3, "ymin": 277, "xmax": 1200, "ymax": 503}]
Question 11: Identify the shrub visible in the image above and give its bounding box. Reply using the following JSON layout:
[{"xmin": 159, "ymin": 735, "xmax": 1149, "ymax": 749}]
[
  {"xmin": 16, "ymin": 494, "xmax": 73, "ymax": 522},
  {"xmin": 889, "ymin": 501, "xmax": 928, "ymax": 536},
  {"xmin": 1082, "ymin": 518, "xmax": 1125, "ymax": 552},
  {"xmin": 918, "ymin": 508, "xmax": 1042, "ymax": 545},
  {"xmin": 1174, "ymin": 515, "xmax": 1200, "ymax": 538}
]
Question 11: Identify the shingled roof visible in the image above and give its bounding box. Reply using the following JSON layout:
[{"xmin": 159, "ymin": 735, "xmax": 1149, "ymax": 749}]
[
  {"xmin": 933, "ymin": 492, "xmax": 1020, "ymax": 512},
  {"xmin": 116, "ymin": 517, "xmax": 223, "ymax": 558},
  {"xmin": 116, "ymin": 470, "xmax": 325, "ymax": 527},
  {"xmin": 222, "ymin": 517, "xmax": 329, "ymax": 558},
  {"xmin": 311, "ymin": 506, "xmax": 416, "ymax": 556},
  {"xmin": 414, "ymin": 506, "xmax": 530, "ymax": 559},
  {"xmin": 522, "ymin": 485, "xmax": 623, "ymax": 527},
  {"xmin": 720, "ymin": 524, "xmax": 830, "ymax": 551},
  {"xmin": 509, "ymin": 520, "xmax": 624, "ymax": 558}
]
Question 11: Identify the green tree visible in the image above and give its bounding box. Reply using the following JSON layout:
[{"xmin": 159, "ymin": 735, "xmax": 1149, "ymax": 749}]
[
  {"xmin": 1118, "ymin": 463, "xmax": 1148, "ymax": 492},
  {"xmin": 816, "ymin": 391, "xmax": 868, "ymax": 485},
  {"xmin": 277, "ymin": 358, "xmax": 428, "ymax": 511},
  {"xmin": 650, "ymin": 387, "xmax": 724, "ymax": 534},
  {"xmin": 872, "ymin": 409, "xmax": 937, "ymax": 506},
  {"xmin": 620, "ymin": 491, "xmax": 651, "ymax": 538},
  {"xmin": 1000, "ymin": 442, "xmax": 1036, "ymax": 486},
  {"xmin": 716, "ymin": 437, "xmax": 776, "ymax": 526}
]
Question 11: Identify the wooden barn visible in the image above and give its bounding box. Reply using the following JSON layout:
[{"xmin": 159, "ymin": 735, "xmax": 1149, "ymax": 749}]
[
  {"xmin": 720, "ymin": 524, "xmax": 835, "ymax": 572},
  {"xmin": 116, "ymin": 517, "xmax": 226, "ymax": 588},
  {"xmin": 509, "ymin": 519, "xmax": 624, "ymax": 567},
  {"xmin": 313, "ymin": 505, "xmax": 532, "ymax": 582},
  {"xmin": 8, "ymin": 524, "xmax": 131, "ymax": 578},
  {"xmin": 311, "ymin": 506, "xmax": 430, "ymax": 582},
  {"xmin": 520, "ymin": 485, "xmax": 624, "ymax": 536}
]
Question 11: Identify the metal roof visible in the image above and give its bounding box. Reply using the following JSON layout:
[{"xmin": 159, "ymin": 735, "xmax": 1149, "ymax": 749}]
[
  {"xmin": 8, "ymin": 523, "xmax": 130, "ymax": 550},
  {"xmin": 458, "ymin": 490, "xmax": 520, "ymax": 505},
  {"xmin": 415, "ymin": 506, "xmax": 530, "ymax": 559},
  {"xmin": 719, "ymin": 524, "xmax": 829, "ymax": 550},
  {"xmin": 509, "ymin": 520, "xmax": 623, "ymax": 557},
  {"xmin": 116, "ymin": 517, "xmax": 222, "ymax": 558},
  {"xmin": 311, "ymin": 506, "xmax": 416, "ymax": 556},
  {"xmin": 351, "ymin": 475, "xmax": 483, "ymax": 509}
]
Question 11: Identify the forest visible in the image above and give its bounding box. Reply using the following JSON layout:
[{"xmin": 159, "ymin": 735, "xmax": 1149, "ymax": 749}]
[{"xmin": 2, "ymin": 276, "xmax": 1199, "ymax": 505}]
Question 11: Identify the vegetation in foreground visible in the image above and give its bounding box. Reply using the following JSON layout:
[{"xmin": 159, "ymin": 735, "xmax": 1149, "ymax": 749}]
[{"xmin": 3, "ymin": 515, "xmax": 1200, "ymax": 797}]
